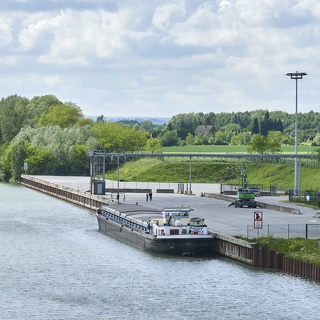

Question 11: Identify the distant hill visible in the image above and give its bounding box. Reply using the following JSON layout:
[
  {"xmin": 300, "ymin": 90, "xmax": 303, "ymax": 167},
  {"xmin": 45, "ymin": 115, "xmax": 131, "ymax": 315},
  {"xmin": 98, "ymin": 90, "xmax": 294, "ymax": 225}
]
[{"xmin": 86, "ymin": 116, "xmax": 169, "ymax": 125}]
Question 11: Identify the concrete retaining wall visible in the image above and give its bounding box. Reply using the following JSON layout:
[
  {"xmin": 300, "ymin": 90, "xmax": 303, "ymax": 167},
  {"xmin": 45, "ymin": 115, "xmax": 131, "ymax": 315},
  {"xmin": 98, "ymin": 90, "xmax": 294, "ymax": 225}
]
[
  {"xmin": 212, "ymin": 232, "xmax": 253, "ymax": 264},
  {"xmin": 204, "ymin": 192, "xmax": 301, "ymax": 214},
  {"xmin": 106, "ymin": 188, "xmax": 151, "ymax": 193},
  {"xmin": 21, "ymin": 175, "xmax": 108, "ymax": 210},
  {"xmin": 156, "ymin": 189, "xmax": 174, "ymax": 193}
]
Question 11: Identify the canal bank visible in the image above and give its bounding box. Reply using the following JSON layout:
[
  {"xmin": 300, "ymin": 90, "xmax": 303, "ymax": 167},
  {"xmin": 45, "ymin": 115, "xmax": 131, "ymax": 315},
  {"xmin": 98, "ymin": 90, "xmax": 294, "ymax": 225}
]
[{"xmin": 20, "ymin": 175, "xmax": 320, "ymax": 281}]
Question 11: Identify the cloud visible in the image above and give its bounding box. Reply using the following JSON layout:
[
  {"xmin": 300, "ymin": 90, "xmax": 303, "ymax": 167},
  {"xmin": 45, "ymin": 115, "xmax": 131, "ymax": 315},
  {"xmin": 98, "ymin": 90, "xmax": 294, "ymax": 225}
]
[
  {"xmin": 152, "ymin": 0, "xmax": 186, "ymax": 31},
  {"xmin": 0, "ymin": 17, "xmax": 13, "ymax": 47},
  {"xmin": 18, "ymin": 9, "xmax": 141, "ymax": 64},
  {"xmin": 0, "ymin": 0, "xmax": 319, "ymax": 117}
]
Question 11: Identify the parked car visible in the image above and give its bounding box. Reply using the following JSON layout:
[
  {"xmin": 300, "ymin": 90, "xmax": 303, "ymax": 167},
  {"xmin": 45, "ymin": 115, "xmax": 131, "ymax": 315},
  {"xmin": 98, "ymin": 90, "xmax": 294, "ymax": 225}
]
[{"xmin": 249, "ymin": 188, "xmax": 260, "ymax": 197}]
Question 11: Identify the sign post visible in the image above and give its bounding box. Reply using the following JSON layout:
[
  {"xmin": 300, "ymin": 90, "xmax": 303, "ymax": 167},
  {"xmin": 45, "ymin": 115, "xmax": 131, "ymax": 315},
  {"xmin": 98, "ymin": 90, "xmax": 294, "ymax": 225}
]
[
  {"xmin": 24, "ymin": 162, "xmax": 28, "ymax": 175},
  {"xmin": 254, "ymin": 211, "xmax": 263, "ymax": 229}
]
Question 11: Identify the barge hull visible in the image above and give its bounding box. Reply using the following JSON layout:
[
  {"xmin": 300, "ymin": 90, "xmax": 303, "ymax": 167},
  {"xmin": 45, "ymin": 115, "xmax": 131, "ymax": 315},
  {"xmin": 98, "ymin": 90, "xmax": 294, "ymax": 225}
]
[{"xmin": 97, "ymin": 214, "xmax": 214, "ymax": 257}]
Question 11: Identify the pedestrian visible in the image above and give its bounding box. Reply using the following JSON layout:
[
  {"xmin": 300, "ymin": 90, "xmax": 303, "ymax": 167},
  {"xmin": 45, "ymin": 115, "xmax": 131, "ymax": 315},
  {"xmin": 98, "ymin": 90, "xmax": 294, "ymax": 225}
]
[
  {"xmin": 146, "ymin": 192, "xmax": 149, "ymax": 201},
  {"xmin": 149, "ymin": 192, "xmax": 152, "ymax": 201}
]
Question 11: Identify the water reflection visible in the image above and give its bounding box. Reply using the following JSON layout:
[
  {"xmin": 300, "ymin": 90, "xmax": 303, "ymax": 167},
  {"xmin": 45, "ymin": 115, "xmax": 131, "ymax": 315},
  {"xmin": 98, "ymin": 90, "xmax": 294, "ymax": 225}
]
[{"xmin": 1, "ymin": 183, "xmax": 320, "ymax": 320}]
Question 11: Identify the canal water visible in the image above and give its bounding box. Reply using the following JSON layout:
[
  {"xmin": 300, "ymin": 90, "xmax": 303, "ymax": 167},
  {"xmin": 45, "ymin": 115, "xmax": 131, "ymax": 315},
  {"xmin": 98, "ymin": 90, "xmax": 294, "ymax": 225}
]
[{"xmin": 1, "ymin": 183, "xmax": 320, "ymax": 320}]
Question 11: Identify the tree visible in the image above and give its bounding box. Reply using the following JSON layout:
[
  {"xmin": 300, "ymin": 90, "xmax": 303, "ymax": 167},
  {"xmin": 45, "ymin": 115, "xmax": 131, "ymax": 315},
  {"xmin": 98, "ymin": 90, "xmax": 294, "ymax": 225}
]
[
  {"xmin": 231, "ymin": 132, "xmax": 251, "ymax": 145},
  {"xmin": 194, "ymin": 134, "xmax": 204, "ymax": 145},
  {"xmin": 248, "ymin": 134, "xmax": 268, "ymax": 154},
  {"xmin": 0, "ymin": 139, "xmax": 26, "ymax": 182},
  {"xmin": 0, "ymin": 143, "xmax": 14, "ymax": 181},
  {"xmin": 312, "ymin": 133, "xmax": 320, "ymax": 145},
  {"xmin": 24, "ymin": 144, "xmax": 54, "ymax": 175},
  {"xmin": 250, "ymin": 118, "xmax": 259, "ymax": 135},
  {"xmin": 24, "ymin": 95, "xmax": 62, "ymax": 127},
  {"xmin": 213, "ymin": 130, "xmax": 227, "ymax": 145},
  {"xmin": 248, "ymin": 132, "xmax": 282, "ymax": 154},
  {"xmin": 259, "ymin": 120, "xmax": 268, "ymax": 136},
  {"xmin": 91, "ymin": 122, "xmax": 148, "ymax": 152},
  {"xmin": 140, "ymin": 121, "xmax": 157, "ymax": 136},
  {"xmin": 73, "ymin": 144, "xmax": 91, "ymax": 175},
  {"xmin": 96, "ymin": 115, "xmax": 105, "ymax": 123},
  {"xmin": 267, "ymin": 131, "xmax": 282, "ymax": 153},
  {"xmin": 161, "ymin": 130, "xmax": 180, "ymax": 146},
  {"xmin": 0, "ymin": 95, "xmax": 29, "ymax": 144},
  {"xmin": 185, "ymin": 133, "xmax": 195, "ymax": 146},
  {"xmin": 8, "ymin": 123, "xmax": 94, "ymax": 177},
  {"xmin": 146, "ymin": 138, "xmax": 162, "ymax": 153},
  {"xmin": 37, "ymin": 103, "xmax": 84, "ymax": 128}
]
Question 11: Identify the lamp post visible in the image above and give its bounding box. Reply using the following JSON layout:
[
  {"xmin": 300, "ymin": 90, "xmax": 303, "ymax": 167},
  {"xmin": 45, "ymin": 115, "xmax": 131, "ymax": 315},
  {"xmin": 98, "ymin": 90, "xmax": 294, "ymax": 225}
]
[
  {"xmin": 286, "ymin": 71, "xmax": 307, "ymax": 195},
  {"xmin": 117, "ymin": 149, "xmax": 120, "ymax": 204}
]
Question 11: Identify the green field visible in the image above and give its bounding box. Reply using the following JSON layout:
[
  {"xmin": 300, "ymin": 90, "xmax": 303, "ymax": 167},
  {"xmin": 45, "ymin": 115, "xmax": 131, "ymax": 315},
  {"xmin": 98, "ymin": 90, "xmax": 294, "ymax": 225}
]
[{"xmin": 162, "ymin": 145, "xmax": 318, "ymax": 154}]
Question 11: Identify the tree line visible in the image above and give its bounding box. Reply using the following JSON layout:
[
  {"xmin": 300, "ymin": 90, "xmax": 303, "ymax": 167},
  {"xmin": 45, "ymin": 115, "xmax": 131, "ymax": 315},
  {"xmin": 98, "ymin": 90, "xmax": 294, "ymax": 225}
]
[
  {"xmin": 1, "ymin": 94, "xmax": 320, "ymax": 182},
  {"xmin": 162, "ymin": 110, "xmax": 320, "ymax": 146}
]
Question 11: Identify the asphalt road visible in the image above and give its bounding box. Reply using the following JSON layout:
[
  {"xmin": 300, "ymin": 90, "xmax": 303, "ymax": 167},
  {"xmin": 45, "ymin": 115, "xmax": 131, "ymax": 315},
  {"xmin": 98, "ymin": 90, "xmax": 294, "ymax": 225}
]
[{"xmin": 33, "ymin": 175, "xmax": 320, "ymax": 237}]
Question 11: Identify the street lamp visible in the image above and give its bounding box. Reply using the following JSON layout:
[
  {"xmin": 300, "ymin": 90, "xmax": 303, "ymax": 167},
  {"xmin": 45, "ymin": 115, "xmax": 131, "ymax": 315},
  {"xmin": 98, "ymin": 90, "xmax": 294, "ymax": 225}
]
[
  {"xmin": 117, "ymin": 149, "xmax": 120, "ymax": 204},
  {"xmin": 286, "ymin": 71, "xmax": 307, "ymax": 195}
]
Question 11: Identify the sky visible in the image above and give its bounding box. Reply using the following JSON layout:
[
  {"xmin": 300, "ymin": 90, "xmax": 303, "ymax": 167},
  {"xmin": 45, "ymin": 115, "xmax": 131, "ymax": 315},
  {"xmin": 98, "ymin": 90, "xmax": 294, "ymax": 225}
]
[{"xmin": 0, "ymin": 0, "xmax": 319, "ymax": 118}]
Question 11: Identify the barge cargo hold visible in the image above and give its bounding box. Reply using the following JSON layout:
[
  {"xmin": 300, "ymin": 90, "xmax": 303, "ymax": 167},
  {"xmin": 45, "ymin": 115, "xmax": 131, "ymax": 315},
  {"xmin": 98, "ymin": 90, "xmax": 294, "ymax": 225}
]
[{"xmin": 96, "ymin": 204, "xmax": 214, "ymax": 257}]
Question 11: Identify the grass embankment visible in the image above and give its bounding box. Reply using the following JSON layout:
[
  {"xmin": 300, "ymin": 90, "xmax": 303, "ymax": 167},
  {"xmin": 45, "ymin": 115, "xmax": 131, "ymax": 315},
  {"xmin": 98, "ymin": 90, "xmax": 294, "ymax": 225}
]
[
  {"xmin": 107, "ymin": 158, "xmax": 320, "ymax": 190},
  {"xmin": 251, "ymin": 237, "xmax": 320, "ymax": 267}
]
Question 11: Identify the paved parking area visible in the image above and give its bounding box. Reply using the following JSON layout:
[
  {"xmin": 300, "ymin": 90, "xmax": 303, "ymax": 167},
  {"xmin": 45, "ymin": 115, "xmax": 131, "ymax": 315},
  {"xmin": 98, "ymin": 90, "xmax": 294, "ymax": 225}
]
[{"xmin": 33, "ymin": 175, "xmax": 320, "ymax": 237}]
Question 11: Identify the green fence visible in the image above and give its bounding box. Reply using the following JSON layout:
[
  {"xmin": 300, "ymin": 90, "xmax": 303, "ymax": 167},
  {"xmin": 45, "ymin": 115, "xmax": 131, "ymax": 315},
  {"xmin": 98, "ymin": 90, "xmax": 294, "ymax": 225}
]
[
  {"xmin": 247, "ymin": 224, "xmax": 320, "ymax": 239},
  {"xmin": 289, "ymin": 189, "xmax": 320, "ymax": 206}
]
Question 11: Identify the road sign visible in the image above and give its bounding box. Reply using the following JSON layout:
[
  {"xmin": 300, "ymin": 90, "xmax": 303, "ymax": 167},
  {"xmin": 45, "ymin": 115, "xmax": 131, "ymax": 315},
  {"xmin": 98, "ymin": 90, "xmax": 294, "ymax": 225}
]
[{"xmin": 254, "ymin": 211, "xmax": 263, "ymax": 229}]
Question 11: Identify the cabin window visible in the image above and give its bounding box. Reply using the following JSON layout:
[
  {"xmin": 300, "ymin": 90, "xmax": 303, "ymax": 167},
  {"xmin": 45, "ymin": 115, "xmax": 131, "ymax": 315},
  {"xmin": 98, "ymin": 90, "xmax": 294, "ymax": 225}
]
[
  {"xmin": 161, "ymin": 229, "xmax": 165, "ymax": 235},
  {"xmin": 170, "ymin": 229, "xmax": 179, "ymax": 235}
]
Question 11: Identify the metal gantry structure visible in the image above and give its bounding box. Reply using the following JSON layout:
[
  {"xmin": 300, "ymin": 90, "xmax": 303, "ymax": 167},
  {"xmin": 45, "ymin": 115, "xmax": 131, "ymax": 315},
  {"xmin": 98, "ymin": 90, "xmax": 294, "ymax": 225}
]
[{"xmin": 89, "ymin": 150, "xmax": 317, "ymax": 195}]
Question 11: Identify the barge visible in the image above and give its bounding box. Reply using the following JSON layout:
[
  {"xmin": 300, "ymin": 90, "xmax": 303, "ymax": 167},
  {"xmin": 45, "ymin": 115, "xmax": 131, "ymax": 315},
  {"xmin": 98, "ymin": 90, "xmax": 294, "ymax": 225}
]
[{"xmin": 96, "ymin": 204, "xmax": 214, "ymax": 257}]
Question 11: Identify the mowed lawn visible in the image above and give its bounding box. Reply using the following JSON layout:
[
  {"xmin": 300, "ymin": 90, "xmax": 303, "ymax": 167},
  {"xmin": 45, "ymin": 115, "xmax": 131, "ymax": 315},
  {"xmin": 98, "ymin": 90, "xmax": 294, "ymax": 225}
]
[{"xmin": 162, "ymin": 145, "xmax": 318, "ymax": 154}]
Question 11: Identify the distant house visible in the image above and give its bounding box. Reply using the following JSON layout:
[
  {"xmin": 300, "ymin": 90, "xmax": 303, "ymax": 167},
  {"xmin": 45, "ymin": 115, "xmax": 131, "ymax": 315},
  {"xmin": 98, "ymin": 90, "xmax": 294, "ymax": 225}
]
[{"xmin": 194, "ymin": 125, "xmax": 214, "ymax": 135}]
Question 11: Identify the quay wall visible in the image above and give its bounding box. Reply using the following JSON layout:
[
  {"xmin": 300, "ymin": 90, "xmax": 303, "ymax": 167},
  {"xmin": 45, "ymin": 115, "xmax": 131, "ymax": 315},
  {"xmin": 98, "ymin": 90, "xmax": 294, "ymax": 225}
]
[
  {"xmin": 20, "ymin": 175, "xmax": 108, "ymax": 210},
  {"xmin": 20, "ymin": 176, "xmax": 319, "ymax": 281},
  {"xmin": 213, "ymin": 232, "xmax": 320, "ymax": 281}
]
